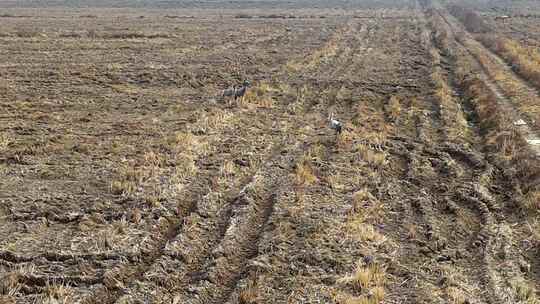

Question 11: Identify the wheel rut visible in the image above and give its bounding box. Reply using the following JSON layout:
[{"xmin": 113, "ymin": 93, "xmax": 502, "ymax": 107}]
[
  {"xmin": 89, "ymin": 19, "xmax": 356, "ymax": 303},
  {"xmin": 387, "ymin": 9, "xmax": 522, "ymax": 303},
  {"xmin": 438, "ymin": 9, "xmax": 540, "ymax": 155},
  {"xmin": 398, "ymin": 141, "xmax": 496, "ymax": 303},
  {"xmin": 425, "ymin": 7, "xmax": 540, "ymax": 303},
  {"xmin": 170, "ymin": 141, "xmax": 305, "ymax": 304},
  {"xmin": 75, "ymin": 106, "xmax": 281, "ymax": 304}
]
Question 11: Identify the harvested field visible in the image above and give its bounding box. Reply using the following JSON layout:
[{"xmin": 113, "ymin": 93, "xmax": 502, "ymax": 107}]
[{"xmin": 0, "ymin": 0, "xmax": 539, "ymax": 303}]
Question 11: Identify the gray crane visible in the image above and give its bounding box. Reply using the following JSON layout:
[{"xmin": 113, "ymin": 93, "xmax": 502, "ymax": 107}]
[{"xmin": 221, "ymin": 80, "xmax": 250, "ymax": 106}]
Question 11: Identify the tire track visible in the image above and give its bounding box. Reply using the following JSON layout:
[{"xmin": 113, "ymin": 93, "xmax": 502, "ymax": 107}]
[
  {"xmin": 141, "ymin": 140, "xmax": 287, "ymax": 297},
  {"xmin": 95, "ymin": 20, "xmax": 355, "ymax": 303},
  {"xmin": 83, "ymin": 20, "xmax": 333, "ymax": 301},
  {"xmin": 223, "ymin": 105, "xmax": 357, "ymax": 303},
  {"xmin": 383, "ymin": 8, "xmax": 516, "ymax": 303},
  {"xmin": 217, "ymin": 16, "xmax": 387, "ymax": 300},
  {"xmin": 222, "ymin": 15, "xmax": 421, "ymax": 300},
  {"xmin": 426, "ymin": 7, "xmax": 538, "ymax": 303},
  {"xmin": 396, "ymin": 142, "xmax": 510, "ymax": 304},
  {"xmin": 399, "ymin": 143, "xmax": 492, "ymax": 303},
  {"xmin": 169, "ymin": 140, "xmax": 305, "ymax": 304},
  {"xmin": 166, "ymin": 53, "xmax": 341, "ymax": 302},
  {"xmin": 326, "ymin": 21, "xmax": 370, "ymax": 80},
  {"xmin": 437, "ymin": 9, "xmax": 540, "ymax": 155},
  {"xmin": 76, "ymin": 107, "xmax": 278, "ymax": 304}
]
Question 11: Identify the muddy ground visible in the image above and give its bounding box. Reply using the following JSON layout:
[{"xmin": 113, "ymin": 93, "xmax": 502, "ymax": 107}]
[{"xmin": 0, "ymin": 0, "xmax": 539, "ymax": 303}]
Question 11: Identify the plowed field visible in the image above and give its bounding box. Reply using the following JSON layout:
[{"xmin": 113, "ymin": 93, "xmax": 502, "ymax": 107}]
[{"xmin": 0, "ymin": 1, "xmax": 538, "ymax": 303}]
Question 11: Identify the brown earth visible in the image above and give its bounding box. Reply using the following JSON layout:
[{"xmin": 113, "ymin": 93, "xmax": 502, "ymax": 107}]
[{"xmin": 0, "ymin": 1, "xmax": 538, "ymax": 303}]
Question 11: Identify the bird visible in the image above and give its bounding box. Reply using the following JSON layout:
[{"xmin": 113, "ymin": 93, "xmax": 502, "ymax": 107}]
[
  {"xmin": 220, "ymin": 80, "xmax": 250, "ymax": 106},
  {"xmin": 328, "ymin": 112, "xmax": 343, "ymax": 134},
  {"xmin": 221, "ymin": 86, "xmax": 237, "ymax": 105},
  {"xmin": 222, "ymin": 86, "xmax": 236, "ymax": 98},
  {"xmin": 233, "ymin": 80, "xmax": 250, "ymax": 101}
]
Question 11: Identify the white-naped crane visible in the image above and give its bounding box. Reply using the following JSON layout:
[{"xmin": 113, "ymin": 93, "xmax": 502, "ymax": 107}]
[{"xmin": 328, "ymin": 112, "xmax": 343, "ymax": 135}]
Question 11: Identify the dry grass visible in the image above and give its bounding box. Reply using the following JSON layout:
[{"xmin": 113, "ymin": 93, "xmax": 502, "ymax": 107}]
[
  {"xmin": 110, "ymin": 163, "xmax": 148, "ymax": 195},
  {"xmin": 285, "ymin": 84, "xmax": 310, "ymax": 114},
  {"xmin": 455, "ymin": 51, "xmax": 540, "ymax": 211},
  {"xmin": 523, "ymin": 190, "xmax": 540, "ymax": 212},
  {"xmin": 335, "ymin": 295, "xmax": 380, "ymax": 304},
  {"xmin": 169, "ymin": 131, "xmax": 197, "ymax": 151},
  {"xmin": 434, "ymin": 264, "xmax": 477, "ymax": 304},
  {"xmin": 336, "ymin": 129, "xmax": 356, "ymax": 150},
  {"xmin": 350, "ymin": 189, "xmax": 385, "ymax": 223},
  {"xmin": 14, "ymin": 29, "xmax": 46, "ymax": 38},
  {"xmin": 430, "ymin": 46, "xmax": 442, "ymax": 64},
  {"xmin": 457, "ymin": 36, "xmax": 540, "ymax": 131},
  {"xmin": 430, "ymin": 48, "xmax": 472, "ymax": 143},
  {"xmin": 3, "ymin": 7, "xmax": 537, "ymax": 304},
  {"xmin": 446, "ymin": 286, "xmax": 467, "ymax": 304},
  {"xmin": 384, "ymin": 95, "xmax": 401, "ymax": 122},
  {"xmin": 101, "ymin": 31, "xmax": 173, "ymax": 39},
  {"xmin": 238, "ymin": 280, "xmax": 259, "ymax": 304},
  {"xmin": 428, "ymin": 11, "xmax": 452, "ymax": 55},
  {"xmin": 406, "ymin": 223, "xmax": 417, "ymax": 239},
  {"xmin": 0, "ymin": 133, "xmax": 10, "ymax": 152},
  {"xmin": 286, "ymin": 25, "xmax": 346, "ymax": 72},
  {"xmin": 448, "ymin": 5, "xmax": 491, "ymax": 34},
  {"xmin": 479, "ymin": 35, "xmax": 540, "ymax": 89},
  {"xmin": 241, "ymin": 82, "xmax": 275, "ymax": 108},
  {"xmin": 173, "ymin": 153, "xmax": 198, "ymax": 180},
  {"xmin": 110, "ymin": 123, "xmax": 205, "ymax": 197},
  {"xmin": 370, "ymin": 286, "xmax": 385, "ymax": 302},
  {"xmin": 338, "ymin": 262, "xmax": 387, "ymax": 291},
  {"xmin": 295, "ymin": 156, "xmax": 318, "ymax": 186},
  {"xmin": 0, "ymin": 265, "xmax": 39, "ymax": 298},
  {"xmin": 0, "ymin": 273, "xmax": 20, "ymax": 297},
  {"xmin": 193, "ymin": 109, "xmax": 235, "ymax": 134},
  {"xmin": 352, "ymin": 102, "xmax": 393, "ymax": 146},
  {"xmin": 220, "ymin": 160, "xmax": 237, "ymax": 178},
  {"xmin": 111, "ymin": 164, "xmax": 149, "ymax": 195},
  {"xmin": 337, "ymin": 86, "xmax": 353, "ymax": 102},
  {"xmin": 43, "ymin": 282, "xmax": 75, "ymax": 304},
  {"xmin": 307, "ymin": 143, "xmax": 326, "ymax": 162},
  {"xmin": 357, "ymin": 144, "xmax": 387, "ymax": 168},
  {"xmin": 351, "ymin": 189, "xmax": 375, "ymax": 212},
  {"xmin": 110, "ymin": 84, "xmax": 139, "ymax": 94},
  {"xmin": 110, "ymin": 179, "xmax": 137, "ymax": 196},
  {"xmin": 510, "ymin": 278, "xmax": 539, "ymax": 304},
  {"xmin": 305, "ymin": 34, "xmax": 340, "ymax": 69},
  {"xmin": 347, "ymin": 222, "xmax": 386, "ymax": 243}
]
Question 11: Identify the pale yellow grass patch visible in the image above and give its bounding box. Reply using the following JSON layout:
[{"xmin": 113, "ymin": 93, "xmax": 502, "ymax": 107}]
[{"xmin": 295, "ymin": 156, "xmax": 318, "ymax": 186}]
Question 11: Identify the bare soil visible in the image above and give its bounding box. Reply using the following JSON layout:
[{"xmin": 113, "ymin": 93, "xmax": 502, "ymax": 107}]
[{"xmin": 0, "ymin": 1, "xmax": 538, "ymax": 303}]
